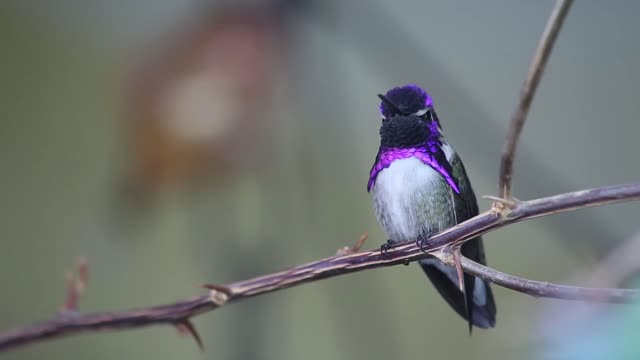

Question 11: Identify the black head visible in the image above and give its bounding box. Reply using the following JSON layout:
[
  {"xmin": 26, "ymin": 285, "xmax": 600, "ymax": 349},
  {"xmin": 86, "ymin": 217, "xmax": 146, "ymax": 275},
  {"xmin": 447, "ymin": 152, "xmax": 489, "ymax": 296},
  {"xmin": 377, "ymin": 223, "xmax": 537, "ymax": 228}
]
[
  {"xmin": 378, "ymin": 85, "xmax": 441, "ymax": 149},
  {"xmin": 379, "ymin": 84, "xmax": 434, "ymax": 118}
]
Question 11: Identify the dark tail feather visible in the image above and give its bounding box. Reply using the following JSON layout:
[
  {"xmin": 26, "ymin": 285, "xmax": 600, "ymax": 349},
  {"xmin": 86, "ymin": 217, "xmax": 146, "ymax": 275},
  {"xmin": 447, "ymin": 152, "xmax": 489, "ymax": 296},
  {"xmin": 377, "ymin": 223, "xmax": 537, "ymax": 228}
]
[
  {"xmin": 463, "ymin": 269, "xmax": 474, "ymax": 334},
  {"xmin": 419, "ymin": 260, "xmax": 496, "ymax": 330}
]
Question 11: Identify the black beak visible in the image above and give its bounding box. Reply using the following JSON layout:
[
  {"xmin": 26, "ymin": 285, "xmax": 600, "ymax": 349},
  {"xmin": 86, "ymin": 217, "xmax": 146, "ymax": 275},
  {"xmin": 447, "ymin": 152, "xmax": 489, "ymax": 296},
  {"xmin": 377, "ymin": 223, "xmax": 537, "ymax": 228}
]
[{"xmin": 377, "ymin": 94, "xmax": 407, "ymax": 116}]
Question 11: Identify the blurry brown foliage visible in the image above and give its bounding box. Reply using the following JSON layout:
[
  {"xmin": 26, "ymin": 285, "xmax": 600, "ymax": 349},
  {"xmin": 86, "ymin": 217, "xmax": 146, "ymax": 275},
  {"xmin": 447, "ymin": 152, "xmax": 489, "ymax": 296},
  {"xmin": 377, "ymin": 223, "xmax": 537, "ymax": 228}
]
[{"xmin": 122, "ymin": 6, "xmax": 287, "ymax": 204}]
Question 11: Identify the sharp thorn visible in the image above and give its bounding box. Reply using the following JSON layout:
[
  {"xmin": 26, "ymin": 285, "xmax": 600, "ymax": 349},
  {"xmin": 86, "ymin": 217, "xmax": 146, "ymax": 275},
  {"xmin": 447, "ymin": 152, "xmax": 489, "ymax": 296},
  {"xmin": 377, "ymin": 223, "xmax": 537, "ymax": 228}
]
[{"xmin": 175, "ymin": 319, "xmax": 204, "ymax": 351}]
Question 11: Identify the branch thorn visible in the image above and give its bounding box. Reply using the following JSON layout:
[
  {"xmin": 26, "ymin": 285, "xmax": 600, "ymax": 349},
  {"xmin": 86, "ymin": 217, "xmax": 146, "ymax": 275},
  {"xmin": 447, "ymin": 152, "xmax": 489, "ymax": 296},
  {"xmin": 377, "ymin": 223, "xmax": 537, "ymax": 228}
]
[
  {"xmin": 452, "ymin": 249, "xmax": 465, "ymax": 292},
  {"xmin": 202, "ymin": 284, "xmax": 231, "ymax": 305},
  {"xmin": 61, "ymin": 257, "xmax": 89, "ymax": 312},
  {"xmin": 335, "ymin": 232, "xmax": 369, "ymax": 255},
  {"xmin": 175, "ymin": 319, "xmax": 204, "ymax": 351},
  {"xmin": 483, "ymin": 195, "xmax": 520, "ymax": 210}
]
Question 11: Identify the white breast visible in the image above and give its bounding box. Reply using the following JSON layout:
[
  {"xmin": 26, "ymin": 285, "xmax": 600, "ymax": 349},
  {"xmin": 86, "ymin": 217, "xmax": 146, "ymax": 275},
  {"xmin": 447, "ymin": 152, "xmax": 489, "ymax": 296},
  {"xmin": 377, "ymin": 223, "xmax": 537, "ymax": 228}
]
[
  {"xmin": 372, "ymin": 157, "xmax": 442, "ymax": 241},
  {"xmin": 371, "ymin": 141, "xmax": 456, "ymax": 242}
]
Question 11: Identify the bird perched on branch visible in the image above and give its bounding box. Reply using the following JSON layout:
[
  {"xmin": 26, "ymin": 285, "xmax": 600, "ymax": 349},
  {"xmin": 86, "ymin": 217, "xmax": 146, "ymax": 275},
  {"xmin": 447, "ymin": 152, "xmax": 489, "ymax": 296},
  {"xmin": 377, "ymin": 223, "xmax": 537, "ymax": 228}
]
[{"xmin": 368, "ymin": 84, "xmax": 497, "ymax": 330}]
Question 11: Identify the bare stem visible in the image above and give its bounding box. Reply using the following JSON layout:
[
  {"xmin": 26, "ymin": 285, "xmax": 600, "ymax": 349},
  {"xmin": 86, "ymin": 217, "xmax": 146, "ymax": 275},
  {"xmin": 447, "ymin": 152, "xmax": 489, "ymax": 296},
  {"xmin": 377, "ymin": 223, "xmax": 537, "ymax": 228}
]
[
  {"xmin": 457, "ymin": 257, "xmax": 639, "ymax": 304},
  {"xmin": 499, "ymin": 0, "xmax": 574, "ymax": 199},
  {"xmin": 1, "ymin": 183, "xmax": 639, "ymax": 352}
]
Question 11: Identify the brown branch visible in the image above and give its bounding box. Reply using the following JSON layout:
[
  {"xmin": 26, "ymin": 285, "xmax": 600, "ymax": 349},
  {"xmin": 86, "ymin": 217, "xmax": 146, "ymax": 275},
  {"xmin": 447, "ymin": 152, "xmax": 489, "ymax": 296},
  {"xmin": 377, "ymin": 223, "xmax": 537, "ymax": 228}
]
[
  {"xmin": 1, "ymin": 183, "xmax": 640, "ymax": 352},
  {"xmin": 499, "ymin": 0, "xmax": 574, "ymax": 199},
  {"xmin": 449, "ymin": 257, "xmax": 640, "ymax": 304}
]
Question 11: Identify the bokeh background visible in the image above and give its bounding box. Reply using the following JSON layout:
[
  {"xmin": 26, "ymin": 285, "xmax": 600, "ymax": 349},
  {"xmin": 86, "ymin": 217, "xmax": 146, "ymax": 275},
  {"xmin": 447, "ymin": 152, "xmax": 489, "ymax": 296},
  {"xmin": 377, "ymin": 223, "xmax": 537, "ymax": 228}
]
[{"xmin": 2, "ymin": 1, "xmax": 640, "ymax": 359}]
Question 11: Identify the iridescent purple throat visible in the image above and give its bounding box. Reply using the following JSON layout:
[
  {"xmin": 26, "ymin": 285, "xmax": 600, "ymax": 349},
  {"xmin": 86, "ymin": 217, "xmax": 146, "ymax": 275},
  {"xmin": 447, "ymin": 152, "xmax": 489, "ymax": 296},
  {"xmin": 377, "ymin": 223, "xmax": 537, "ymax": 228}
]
[{"xmin": 367, "ymin": 147, "xmax": 460, "ymax": 194}]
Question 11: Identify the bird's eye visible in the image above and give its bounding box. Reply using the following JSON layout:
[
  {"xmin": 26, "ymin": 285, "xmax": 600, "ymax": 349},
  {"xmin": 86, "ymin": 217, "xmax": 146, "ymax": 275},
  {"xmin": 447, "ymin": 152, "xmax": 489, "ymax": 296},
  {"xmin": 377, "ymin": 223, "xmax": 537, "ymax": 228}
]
[
  {"xmin": 414, "ymin": 108, "xmax": 432, "ymax": 121},
  {"xmin": 413, "ymin": 108, "xmax": 432, "ymax": 121}
]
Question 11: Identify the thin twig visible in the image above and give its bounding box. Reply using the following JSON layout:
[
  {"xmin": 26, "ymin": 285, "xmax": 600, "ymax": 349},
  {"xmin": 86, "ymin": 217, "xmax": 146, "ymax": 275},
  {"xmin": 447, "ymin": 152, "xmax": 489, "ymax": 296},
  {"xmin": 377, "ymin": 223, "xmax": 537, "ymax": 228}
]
[
  {"xmin": 1, "ymin": 183, "xmax": 639, "ymax": 352},
  {"xmin": 454, "ymin": 256, "xmax": 640, "ymax": 304},
  {"xmin": 499, "ymin": 0, "xmax": 574, "ymax": 199}
]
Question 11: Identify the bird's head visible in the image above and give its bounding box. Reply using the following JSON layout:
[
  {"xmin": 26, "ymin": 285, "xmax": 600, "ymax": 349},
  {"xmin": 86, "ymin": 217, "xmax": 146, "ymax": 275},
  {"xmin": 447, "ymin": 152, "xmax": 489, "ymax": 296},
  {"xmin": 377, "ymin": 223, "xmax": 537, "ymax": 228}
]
[{"xmin": 378, "ymin": 84, "xmax": 441, "ymax": 149}]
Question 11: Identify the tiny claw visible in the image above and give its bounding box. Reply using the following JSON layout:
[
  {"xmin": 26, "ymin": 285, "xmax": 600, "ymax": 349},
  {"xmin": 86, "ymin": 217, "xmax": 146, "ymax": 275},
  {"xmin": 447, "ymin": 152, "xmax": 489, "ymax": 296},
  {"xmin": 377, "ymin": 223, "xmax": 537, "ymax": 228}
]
[
  {"xmin": 416, "ymin": 234, "xmax": 430, "ymax": 253},
  {"xmin": 380, "ymin": 240, "xmax": 394, "ymax": 259}
]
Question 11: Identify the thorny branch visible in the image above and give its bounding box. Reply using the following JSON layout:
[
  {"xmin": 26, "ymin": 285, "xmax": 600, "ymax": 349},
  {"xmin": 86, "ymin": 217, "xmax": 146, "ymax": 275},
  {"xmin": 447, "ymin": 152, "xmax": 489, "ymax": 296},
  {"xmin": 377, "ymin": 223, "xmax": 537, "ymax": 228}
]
[
  {"xmin": 1, "ymin": 183, "xmax": 640, "ymax": 352},
  {"xmin": 453, "ymin": 256, "xmax": 640, "ymax": 304},
  {"xmin": 1, "ymin": 0, "xmax": 638, "ymax": 354}
]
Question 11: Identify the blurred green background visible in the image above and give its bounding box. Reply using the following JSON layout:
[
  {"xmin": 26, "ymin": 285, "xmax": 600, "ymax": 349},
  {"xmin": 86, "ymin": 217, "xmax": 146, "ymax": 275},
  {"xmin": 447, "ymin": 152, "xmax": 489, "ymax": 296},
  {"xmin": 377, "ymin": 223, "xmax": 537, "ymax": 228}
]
[{"xmin": 2, "ymin": 1, "xmax": 640, "ymax": 359}]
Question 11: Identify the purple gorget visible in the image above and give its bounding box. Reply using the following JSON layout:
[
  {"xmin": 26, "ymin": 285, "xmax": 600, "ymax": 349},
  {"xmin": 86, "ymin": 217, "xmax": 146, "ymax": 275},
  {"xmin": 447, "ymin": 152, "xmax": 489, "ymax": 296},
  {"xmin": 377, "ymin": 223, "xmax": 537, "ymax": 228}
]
[{"xmin": 367, "ymin": 147, "xmax": 460, "ymax": 194}]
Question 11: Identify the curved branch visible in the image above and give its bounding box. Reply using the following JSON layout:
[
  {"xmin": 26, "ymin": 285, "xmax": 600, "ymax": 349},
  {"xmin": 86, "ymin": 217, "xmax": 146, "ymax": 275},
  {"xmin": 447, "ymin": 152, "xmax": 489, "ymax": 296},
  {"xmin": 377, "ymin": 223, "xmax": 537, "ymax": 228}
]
[
  {"xmin": 499, "ymin": 0, "xmax": 574, "ymax": 199},
  {"xmin": 0, "ymin": 296, "xmax": 216, "ymax": 352},
  {"xmin": 453, "ymin": 256, "xmax": 640, "ymax": 304},
  {"xmin": 1, "ymin": 183, "xmax": 639, "ymax": 352}
]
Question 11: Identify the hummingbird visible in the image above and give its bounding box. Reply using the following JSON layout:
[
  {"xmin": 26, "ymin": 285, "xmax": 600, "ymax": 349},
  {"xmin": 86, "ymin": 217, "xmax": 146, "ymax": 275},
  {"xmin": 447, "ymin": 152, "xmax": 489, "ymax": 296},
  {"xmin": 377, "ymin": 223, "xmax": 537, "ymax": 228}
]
[{"xmin": 368, "ymin": 84, "xmax": 496, "ymax": 330}]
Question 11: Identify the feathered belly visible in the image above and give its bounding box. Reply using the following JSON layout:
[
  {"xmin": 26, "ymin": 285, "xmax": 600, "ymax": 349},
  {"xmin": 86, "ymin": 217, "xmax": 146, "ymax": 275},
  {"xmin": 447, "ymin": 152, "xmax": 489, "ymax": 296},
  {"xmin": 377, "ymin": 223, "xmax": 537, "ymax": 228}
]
[{"xmin": 371, "ymin": 157, "xmax": 456, "ymax": 243}]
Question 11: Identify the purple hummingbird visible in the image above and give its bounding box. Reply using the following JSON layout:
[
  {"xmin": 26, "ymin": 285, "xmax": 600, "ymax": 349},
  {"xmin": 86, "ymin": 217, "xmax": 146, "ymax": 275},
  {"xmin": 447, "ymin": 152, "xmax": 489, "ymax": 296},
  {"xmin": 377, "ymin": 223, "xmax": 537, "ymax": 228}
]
[{"xmin": 369, "ymin": 84, "xmax": 496, "ymax": 330}]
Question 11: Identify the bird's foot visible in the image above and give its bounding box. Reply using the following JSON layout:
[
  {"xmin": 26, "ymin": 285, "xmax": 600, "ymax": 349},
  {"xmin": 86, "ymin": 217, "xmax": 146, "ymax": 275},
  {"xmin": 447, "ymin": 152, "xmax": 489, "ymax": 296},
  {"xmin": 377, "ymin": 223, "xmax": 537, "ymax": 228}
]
[
  {"xmin": 416, "ymin": 234, "xmax": 431, "ymax": 253},
  {"xmin": 380, "ymin": 239, "xmax": 394, "ymax": 259}
]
